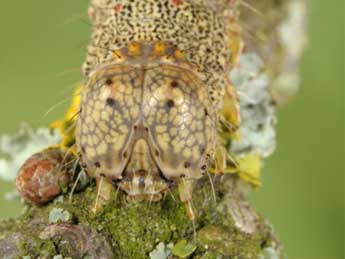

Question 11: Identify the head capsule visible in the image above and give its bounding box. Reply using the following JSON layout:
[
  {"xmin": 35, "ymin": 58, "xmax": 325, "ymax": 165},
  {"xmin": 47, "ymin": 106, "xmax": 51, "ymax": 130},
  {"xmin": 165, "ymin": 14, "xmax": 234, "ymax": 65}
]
[{"xmin": 76, "ymin": 42, "xmax": 216, "ymax": 201}]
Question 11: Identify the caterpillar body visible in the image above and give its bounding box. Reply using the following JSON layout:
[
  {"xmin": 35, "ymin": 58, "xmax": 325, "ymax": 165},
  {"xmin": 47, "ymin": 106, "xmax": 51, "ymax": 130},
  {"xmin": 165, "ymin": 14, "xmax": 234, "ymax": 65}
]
[{"xmin": 17, "ymin": 0, "xmax": 242, "ymax": 219}]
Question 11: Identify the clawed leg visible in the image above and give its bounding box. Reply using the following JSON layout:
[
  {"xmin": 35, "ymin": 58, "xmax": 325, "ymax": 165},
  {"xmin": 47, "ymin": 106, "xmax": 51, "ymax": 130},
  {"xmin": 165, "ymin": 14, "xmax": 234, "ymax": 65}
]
[
  {"xmin": 91, "ymin": 176, "xmax": 113, "ymax": 214},
  {"xmin": 178, "ymin": 179, "xmax": 196, "ymax": 221},
  {"xmin": 178, "ymin": 178, "xmax": 198, "ymax": 242}
]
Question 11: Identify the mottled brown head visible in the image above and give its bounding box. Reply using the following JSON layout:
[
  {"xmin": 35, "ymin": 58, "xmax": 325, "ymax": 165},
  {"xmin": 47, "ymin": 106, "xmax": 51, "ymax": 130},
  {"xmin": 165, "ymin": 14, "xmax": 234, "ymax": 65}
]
[{"xmin": 76, "ymin": 42, "xmax": 216, "ymax": 200}]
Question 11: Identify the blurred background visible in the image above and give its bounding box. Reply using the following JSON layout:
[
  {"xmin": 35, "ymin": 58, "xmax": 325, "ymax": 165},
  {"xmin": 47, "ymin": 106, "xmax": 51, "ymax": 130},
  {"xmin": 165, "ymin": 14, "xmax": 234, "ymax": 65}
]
[{"xmin": 0, "ymin": 1, "xmax": 343, "ymax": 259}]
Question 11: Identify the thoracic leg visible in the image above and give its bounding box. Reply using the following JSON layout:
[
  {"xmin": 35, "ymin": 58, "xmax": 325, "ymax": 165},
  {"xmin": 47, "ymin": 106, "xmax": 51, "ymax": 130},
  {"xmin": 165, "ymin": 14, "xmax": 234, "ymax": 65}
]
[
  {"xmin": 178, "ymin": 179, "xmax": 196, "ymax": 220},
  {"xmin": 92, "ymin": 176, "xmax": 113, "ymax": 213}
]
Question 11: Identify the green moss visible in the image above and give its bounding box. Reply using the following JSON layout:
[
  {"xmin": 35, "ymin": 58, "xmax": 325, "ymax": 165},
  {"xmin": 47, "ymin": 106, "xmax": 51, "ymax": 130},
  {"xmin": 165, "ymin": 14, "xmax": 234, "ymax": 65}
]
[
  {"xmin": 18, "ymin": 235, "xmax": 57, "ymax": 258},
  {"xmin": 197, "ymin": 225, "xmax": 261, "ymax": 258},
  {"xmin": 2, "ymin": 178, "xmax": 280, "ymax": 258}
]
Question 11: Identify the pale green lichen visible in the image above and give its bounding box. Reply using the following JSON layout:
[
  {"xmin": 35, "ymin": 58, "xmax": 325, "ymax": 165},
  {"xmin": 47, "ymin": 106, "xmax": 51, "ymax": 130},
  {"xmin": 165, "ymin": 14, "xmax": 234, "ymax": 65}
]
[
  {"xmin": 48, "ymin": 208, "xmax": 73, "ymax": 224},
  {"xmin": 259, "ymin": 247, "xmax": 281, "ymax": 259},
  {"xmin": 230, "ymin": 53, "xmax": 277, "ymax": 158},
  {"xmin": 149, "ymin": 242, "xmax": 173, "ymax": 259},
  {"xmin": 0, "ymin": 124, "xmax": 61, "ymax": 181}
]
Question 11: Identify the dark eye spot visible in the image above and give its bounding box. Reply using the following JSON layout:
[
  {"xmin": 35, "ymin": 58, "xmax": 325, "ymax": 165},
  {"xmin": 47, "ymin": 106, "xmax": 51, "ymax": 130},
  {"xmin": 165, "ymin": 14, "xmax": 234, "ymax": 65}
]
[
  {"xmin": 170, "ymin": 81, "xmax": 178, "ymax": 88},
  {"xmin": 105, "ymin": 78, "xmax": 113, "ymax": 85},
  {"xmin": 106, "ymin": 98, "xmax": 117, "ymax": 108},
  {"xmin": 204, "ymin": 108, "xmax": 209, "ymax": 116},
  {"xmin": 123, "ymin": 151, "xmax": 128, "ymax": 158},
  {"xmin": 94, "ymin": 162, "xmax": 101, "ymax": 168},
  {"xmin": 165, "ymin": 99, "xmax": 175, "ymax": 110},
  {"xmin": 201, "ymin": 165, "xmax": 207, "ymax": 170},
  {"xmin": 184, "ymin": 161, "xmax": 190, "ymax": 168},
  {"xmin": 155, "ymin": 150, "xmax": 160, "ymax": 157}
]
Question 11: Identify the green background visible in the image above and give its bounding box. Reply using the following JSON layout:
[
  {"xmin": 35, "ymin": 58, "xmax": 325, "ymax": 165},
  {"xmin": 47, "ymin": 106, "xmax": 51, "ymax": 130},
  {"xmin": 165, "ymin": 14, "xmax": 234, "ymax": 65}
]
[{"xmin": 0, "ymin": 1, "xmax": 343, "ymax": 258}]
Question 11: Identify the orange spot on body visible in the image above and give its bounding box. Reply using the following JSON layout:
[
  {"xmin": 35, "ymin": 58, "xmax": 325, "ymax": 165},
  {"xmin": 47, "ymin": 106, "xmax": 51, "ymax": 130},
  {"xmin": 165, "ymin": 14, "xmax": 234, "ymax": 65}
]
[
  {"xmin": 171, "ymin": 0, "xmax": 183, "ymax": 6},
  {"xmin": 114, "ymin": 3, "xmax": 122, "ymax": 12},
  {"xmin": 87, "ymin": 7, "xmax": 94, "ymax": 19}
]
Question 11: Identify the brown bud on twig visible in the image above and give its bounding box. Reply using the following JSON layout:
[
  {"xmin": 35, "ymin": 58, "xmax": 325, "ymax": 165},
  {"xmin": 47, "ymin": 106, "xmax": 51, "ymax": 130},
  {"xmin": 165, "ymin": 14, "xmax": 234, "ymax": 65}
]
[{"xmin": 15, "ymin": 148, "xmax": 75, "ymax": 205}]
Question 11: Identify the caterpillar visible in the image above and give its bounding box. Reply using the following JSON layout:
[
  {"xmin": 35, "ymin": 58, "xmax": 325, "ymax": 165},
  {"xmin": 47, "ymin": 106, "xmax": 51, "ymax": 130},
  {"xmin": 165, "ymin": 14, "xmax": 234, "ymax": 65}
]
[{"xmin": 16, "ymin": 0, "xmax": 243, "ymax": 219}]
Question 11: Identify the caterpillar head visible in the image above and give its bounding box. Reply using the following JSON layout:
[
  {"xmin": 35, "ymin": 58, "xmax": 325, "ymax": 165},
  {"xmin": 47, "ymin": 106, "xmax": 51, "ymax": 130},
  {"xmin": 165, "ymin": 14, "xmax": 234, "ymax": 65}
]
[{"xmin": 76, "ymin": 42, "xmax": 216, "ymax": 201}]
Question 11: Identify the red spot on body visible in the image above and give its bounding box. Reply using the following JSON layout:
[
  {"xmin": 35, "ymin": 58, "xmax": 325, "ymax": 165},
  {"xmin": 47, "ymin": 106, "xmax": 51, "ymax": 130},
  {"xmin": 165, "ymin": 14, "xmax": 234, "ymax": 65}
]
[
  {"xmin": 87, "ymin": 7, "xmax": 94, "ymax": 19},
  {"xmin": 171, "ymin": 0, "xmax": 183, "ymax": 6},
  {"xmin": 114, "ymin": 3, "xmax": 122, "ymax": 12},
  {"xmin": 228, "ymin": 0, "xmax": 237, "ymax": 7}
]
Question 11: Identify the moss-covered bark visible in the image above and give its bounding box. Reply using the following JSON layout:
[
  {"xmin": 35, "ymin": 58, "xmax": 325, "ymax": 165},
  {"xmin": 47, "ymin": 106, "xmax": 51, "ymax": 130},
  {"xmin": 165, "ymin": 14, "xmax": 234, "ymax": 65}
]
[{"xmin": 0, "ymin": 176, "xmax": 281, "ymax": 259}]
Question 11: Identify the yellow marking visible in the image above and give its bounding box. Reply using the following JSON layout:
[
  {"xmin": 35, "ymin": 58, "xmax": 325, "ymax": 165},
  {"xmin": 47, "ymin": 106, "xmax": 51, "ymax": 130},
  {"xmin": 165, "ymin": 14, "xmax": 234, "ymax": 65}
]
[
  {"xmin": 112, "ymin": 49, "xmax": 123, "ymax": 60},
  {"xmin": 174, "ymin": 49, "xmax": 185, "ymax": 60},
  {"xmin": 154, "ymin": 42, "xmax": 167, "ymax": 55},
  {"xmin": 128, "ymin": 42, "xmax": 141, "ymax": 56}
]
